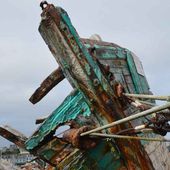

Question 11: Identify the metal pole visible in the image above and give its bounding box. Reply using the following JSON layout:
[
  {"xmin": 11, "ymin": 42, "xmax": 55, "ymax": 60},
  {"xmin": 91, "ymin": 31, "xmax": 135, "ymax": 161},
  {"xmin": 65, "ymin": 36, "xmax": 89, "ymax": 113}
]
[
  {"xmin": 81, "ymin": 102, "xmax": 170, "ymax": 136},
  {"xmin": 90, "ymin": 133, "xmax": 170, "ymax": 142},
  {"xmin": 124, "ymin": 93, "xmax": 170, "ymax": 101}
]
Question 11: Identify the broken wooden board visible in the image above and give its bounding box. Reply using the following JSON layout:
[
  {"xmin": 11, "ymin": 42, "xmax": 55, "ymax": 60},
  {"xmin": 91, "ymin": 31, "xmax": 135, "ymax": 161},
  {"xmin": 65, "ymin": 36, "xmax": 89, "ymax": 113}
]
[
  {"xmin": 0, "ymin": 125, "xmax": 27, "ymax": 149},
  {"xmin": 30, "ymin": 67, "xmax": 65, "ymax": 104}
]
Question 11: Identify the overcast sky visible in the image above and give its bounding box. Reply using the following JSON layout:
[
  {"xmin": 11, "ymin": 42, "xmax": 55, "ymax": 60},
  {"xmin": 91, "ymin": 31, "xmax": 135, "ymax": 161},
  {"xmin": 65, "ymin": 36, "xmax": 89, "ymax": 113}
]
[{"xmin": 0, "ymin": 0, "xmax": 170, "ymax": 147}]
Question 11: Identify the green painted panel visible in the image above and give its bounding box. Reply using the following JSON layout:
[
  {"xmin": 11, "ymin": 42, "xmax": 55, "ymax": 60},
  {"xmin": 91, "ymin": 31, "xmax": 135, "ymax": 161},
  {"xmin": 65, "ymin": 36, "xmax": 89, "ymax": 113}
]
[
  {"xmin": 139, "ymin": 75, "xmax": 149, "ymax": 93},
  {"xmin": 106, "ymin": 160, "xmax": 122, "ymax": 170},
  {"xmin": 26, "ymin": 90, "xmax": 91, "ymax": 150},
  {"xmin": 85, "ymin": 41, "xmax": 150, "ymax": 95},
  {"xmin": 126, "ymin": 51, "xmax": 142, "ymax": 93},
  {"xmin": 94, "ymin": 46, "xmax": 126, "ymax": 60},
  {"xmin": 41, "ymin": 149, "xmax": 56, "ymax": 160},
  {"xmin": 87, "ymin": 141, "xmax": 122, "ymax": 170},
  {"xmin": 60, "ymin": 9, "xmax": 113, "ymax": 93}
]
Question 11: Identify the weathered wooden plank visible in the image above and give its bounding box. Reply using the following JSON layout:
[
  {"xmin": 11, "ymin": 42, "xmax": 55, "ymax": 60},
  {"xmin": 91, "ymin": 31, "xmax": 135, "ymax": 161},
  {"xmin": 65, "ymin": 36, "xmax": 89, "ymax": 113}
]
[
  {"xmin": 29, "ymin": 67, "xmax": 65, "ymax": 104},
  {"xmin": 26, "ymin": 90, "xmax": 91, "ymax": 150},
  {"xmin": 0, "ymin": 125, "xmax": 27, "ymax": 149}
]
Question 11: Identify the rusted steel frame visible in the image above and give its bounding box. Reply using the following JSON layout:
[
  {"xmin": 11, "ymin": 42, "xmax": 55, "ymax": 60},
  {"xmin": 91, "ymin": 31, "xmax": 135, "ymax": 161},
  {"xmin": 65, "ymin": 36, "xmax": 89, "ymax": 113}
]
[
  {"xmin": 81, "ymin": 102, "xmax": 170, "ymax": 136},
  {"xmin": 90, "ymin": 133, "xmax": 170, "ymax": 142},
  {"xmin": 29, "ymin": 67, "xmax": 65, "ymax": 104},
  {"xmin": 0, "ymin": 125, "xmax": 27, "ymax": 149},
  {"xmin": 124, "ymin": 93, "xmax": 170, "ymax": 101}
]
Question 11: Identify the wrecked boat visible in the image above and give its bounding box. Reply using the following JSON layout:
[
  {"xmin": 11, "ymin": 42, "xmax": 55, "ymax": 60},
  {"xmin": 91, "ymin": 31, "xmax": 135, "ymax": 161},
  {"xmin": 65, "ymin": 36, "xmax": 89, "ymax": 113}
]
[{"xmin": 1, "ymin": 1, "xmax": 170, "ymax": 170}]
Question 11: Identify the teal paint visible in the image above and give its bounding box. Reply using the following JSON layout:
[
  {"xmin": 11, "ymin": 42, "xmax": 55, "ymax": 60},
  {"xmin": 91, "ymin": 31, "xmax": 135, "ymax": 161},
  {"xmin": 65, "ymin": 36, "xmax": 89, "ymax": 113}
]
[
  {"xmin": 26, "ymin": 90, "xmax": 91, "ymax": 150},
  {"xmin": 106, "ymin": 160, "xmax": 122, "ymax": 170},
  {"xmin": 60, "ymin": 9, "xmax": 113, "ymax": 93},
  {"xmin": 93, "ymin": 45, "xmax": 126, "ymax": 60},
  {"xmin": 85, "ymin": 63, "xmax": 91, "ymax": 76},
  {"xmin": 84, "ymin": 41, "xmax": 150, "ymax": 95},
  {"xmin": 41, "ymin": 149, "xmax": 56, "ymax": 160},
  {"xmin": 87, "ymin": 141, "xmax": 122, "ymax": 170},
  {"xmin": 126, "ymin": 51, "xmax": 142, "ymax": 93}
]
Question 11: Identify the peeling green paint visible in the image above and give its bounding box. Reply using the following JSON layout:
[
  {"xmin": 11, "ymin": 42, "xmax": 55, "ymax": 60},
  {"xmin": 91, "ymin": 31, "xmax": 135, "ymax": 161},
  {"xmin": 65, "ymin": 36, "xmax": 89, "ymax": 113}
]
[
  {"xmin": 60, "ymin": 9, "xmax": 113, "ymax": 93},
  {"xmin": 26, "ymin": 90, "xmax": 91, "ymax": 150}
]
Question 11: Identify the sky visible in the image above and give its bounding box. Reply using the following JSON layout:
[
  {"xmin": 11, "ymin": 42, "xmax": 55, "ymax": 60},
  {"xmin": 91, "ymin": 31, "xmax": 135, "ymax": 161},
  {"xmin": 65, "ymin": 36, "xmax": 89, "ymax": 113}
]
[{"xmin": 0, "ymin": 0, "xmax": 170, "ymax": 147}]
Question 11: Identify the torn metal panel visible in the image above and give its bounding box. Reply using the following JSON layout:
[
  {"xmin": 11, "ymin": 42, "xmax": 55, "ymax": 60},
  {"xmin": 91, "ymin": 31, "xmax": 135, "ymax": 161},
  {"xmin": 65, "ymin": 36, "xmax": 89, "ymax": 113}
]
[
  {"xmin": 0, "ymin": 125, "xmax": 27, "ymax": 149},
  {"xmin": 30, "ymin": 67, "xmax": 65, "ymax": 104}
]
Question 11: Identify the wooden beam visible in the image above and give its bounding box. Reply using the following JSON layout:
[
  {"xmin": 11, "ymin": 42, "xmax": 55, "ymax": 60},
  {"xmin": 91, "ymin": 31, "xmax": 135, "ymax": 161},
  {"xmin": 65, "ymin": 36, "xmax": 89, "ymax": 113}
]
[
  {"xmin": 29, "ymin": 67, "xmax": 65, "ymax": 104},
  {"xmin": 0, "ymin": 125, "xmax": 27, "ymax": 149}
]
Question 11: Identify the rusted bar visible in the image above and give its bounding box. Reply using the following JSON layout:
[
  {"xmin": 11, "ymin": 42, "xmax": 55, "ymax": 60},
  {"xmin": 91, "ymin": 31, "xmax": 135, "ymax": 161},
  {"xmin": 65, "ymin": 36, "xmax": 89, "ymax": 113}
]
[
  {"xmin": 124, "ymin": 93, "xmax": 170, "ymax": 101},
  {"xmin": 29, "ymin": 67, "xmax": 65, "ymax": 104},
  {"xmin": 81, "ymin": 102, "xmax": 170, "ymax": 136},
  {"xmin": 0, "ymin": 125, "xmax": 27, "ymax": 149},
  {"xmin": 90, "ymin": 133, "xmax": 170, "ymax": 142}
]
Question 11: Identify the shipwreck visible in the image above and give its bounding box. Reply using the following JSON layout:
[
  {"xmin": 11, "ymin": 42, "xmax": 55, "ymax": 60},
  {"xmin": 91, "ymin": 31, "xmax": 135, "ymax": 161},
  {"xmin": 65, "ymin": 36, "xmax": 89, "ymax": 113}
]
[{"xmin": 1, "ymin": 1, "xmax": 170, "ymax": 170}]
